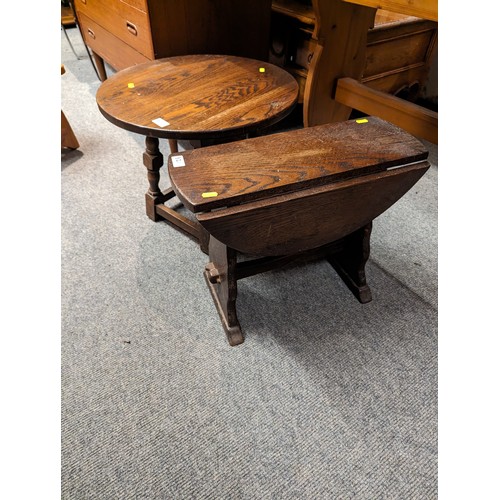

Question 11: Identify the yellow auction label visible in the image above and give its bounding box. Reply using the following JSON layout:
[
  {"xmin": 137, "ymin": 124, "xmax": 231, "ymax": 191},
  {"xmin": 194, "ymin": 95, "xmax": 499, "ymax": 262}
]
[
  {"xmin": 259, "ymin": 67, "xmax": 266, "ymax": 73},
  {"xmin": 202, "ymin": 192, "xmax": 218, "ymax": 198},
  {"xmin": 127, "ymin": 83, "xmax": 135, "ymax": 88},
  {"xmin": 356, "ymin": 118, "xmax": 369, "ymax": 124}
]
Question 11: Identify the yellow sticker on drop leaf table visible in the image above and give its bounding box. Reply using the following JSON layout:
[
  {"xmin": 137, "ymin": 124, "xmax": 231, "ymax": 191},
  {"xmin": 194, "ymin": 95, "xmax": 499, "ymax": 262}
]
[
  {"xmin": 128, "ymin": 82, "xmax": 135, "ymax": 88},
  {"xmin": 356, "ymin": 118, "xmax": 369, "ymax": 124},
  {"xmin": 202, "ymin": 192, "xmax": 218, "ymax": 198},
  {"xmin": 259, "ymin": 67, "xmax": 266, "ymax": 73}
]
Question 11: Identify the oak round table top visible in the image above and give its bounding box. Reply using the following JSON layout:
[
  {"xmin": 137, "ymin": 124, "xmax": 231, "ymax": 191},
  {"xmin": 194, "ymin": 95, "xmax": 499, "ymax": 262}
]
[{"xmin": 96, "ymin": 54, "xmax": 299, "ymax": 141}]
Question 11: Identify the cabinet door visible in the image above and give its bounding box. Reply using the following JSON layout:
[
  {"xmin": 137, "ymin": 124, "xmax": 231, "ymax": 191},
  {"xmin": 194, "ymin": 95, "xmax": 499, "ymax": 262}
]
[{"xmin": 147, "ymin": 0, "xmax": 272, "ymax": 60}]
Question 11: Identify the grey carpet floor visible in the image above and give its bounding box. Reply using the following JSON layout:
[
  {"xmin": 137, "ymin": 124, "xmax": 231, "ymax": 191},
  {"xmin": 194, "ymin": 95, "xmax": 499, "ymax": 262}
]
[{"xmin": 61, "ymin": 27, "xmax": 438, "ymax": 500}]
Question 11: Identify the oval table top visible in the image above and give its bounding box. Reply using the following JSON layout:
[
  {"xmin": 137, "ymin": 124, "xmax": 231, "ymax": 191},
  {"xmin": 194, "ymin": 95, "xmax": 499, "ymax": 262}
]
[
  {"xmin": 96, "ymin": 54, "xmax": 299, "ymax": 140},
  {"xmin": 167, "ymin": 117, "xmax": 429, "ymax": 213}
]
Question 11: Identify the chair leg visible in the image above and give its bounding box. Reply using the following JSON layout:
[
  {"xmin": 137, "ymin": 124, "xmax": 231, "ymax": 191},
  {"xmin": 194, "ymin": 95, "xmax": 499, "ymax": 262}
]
[{"xmin": 61, "ymin": 110, "xmax": 79, "ymax": 150}]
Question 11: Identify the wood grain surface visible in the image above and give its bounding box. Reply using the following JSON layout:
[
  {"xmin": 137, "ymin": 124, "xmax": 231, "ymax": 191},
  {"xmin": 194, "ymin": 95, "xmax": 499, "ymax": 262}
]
[
  {"xmin": 96, "ymin": 54, "xmax": 299, "ymax": 139},
  {"xmin": 336, "ymin": 77, "xmax": 438, "ymax": 143},
  {"xmin": 168, "ymin": 116, "xmax": 428, "ymax": 213},
  {"xmin": 196, "ymin": 162, "xmax": 429, "ymax": 256}
]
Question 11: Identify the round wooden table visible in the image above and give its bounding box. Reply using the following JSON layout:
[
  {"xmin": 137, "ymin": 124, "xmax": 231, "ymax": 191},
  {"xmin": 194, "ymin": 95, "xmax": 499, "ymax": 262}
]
[{"xmin": 96, "ymin": 54, "xmax": 299, "ymax": 249}]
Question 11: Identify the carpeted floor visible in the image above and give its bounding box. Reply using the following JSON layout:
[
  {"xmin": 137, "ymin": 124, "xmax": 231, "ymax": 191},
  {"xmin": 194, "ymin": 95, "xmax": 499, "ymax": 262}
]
[{"xmin": 61, "ymin": 26, "xmax": 438, "ymax": 499}]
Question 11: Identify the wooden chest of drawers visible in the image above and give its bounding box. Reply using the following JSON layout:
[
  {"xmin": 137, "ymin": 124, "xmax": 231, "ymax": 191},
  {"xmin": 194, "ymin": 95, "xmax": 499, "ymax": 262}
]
[{"xmin": 74, "ymin": 0, "xmax": 273, "ymax": 81}]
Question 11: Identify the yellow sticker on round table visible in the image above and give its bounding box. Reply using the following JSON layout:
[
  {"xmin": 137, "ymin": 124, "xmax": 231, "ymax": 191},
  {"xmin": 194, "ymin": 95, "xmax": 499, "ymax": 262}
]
[
  {"xmin": 356, "ymin": 118, "xmax": 368, "ymax": 124},
  {"xmin": 202, "ymin": 192, "xmax": 218, "ymax": 198},
  {"xmin": 128, "ymin": 82, "xmax": 135, "ymax": 88},
  {"xmin": 259, "ymin": 67, "xmax": 266, "ymax": 73}
]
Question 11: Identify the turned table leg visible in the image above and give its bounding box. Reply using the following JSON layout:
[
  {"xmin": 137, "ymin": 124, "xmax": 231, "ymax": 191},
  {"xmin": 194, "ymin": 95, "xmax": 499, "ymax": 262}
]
[
  {"xmin": 204, "ymin": 236, "xmax": 244, "ymax": 346},
  {"xmin": 142, "ymin": 137, "xmax": 212, "ymax": 253},
  {"xmin": 143, "ymin": 136, "xmax": 166, "ymax": 221},
  {"xmin": 327, "ymin": 222, "xmax": 373, "ymax": 304},
  {"xmin": 168, "ymin": 139, "xmax": 178, "ymax": 154}
]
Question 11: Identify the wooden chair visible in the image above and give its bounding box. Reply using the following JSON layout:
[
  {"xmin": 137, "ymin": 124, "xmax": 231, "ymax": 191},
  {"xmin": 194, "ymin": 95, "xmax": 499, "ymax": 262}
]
[
  {"xmin": 304, "ymin": 0, "xmax": 438, "ymax": 143},
  {"xmin": 61, "ymin": 65, "xmax": 80, "ymax": 150}
]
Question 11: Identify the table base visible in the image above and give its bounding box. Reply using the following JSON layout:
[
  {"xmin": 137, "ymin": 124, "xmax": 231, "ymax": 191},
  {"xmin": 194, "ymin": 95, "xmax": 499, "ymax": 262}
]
[{"xmin": 143, "ymin": 136, "xmax": 211, "ymax": 252}]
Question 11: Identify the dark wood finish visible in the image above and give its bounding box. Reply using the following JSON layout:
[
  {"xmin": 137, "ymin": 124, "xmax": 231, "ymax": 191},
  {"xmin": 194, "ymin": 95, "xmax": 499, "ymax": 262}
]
[
  {"xmin": 142, "ymin": 138, "xmax": 203, "ymax": 242},
  {"xmin": 96, "ymin": 55, "xmax": 298, "ymax": 251},
  {"xmin": 147, "ymin": 0, "xmax": 272, "ymax": 61},
  {"xmin": 168, "ymin": 117, "xmax": 427, "ymax": 213},
  {"xmin": 142, "ymin": 136, "xmax": 165, "ymax": 221},
  {"xmin": 96, "ymin": 55, "xmax": 298, "ymax": 140},
  {"xmin": 204, "ymin": 225, "xmax": 375, "ymax": 345},
  {"xmin": 327, "ymin": 223, "xmax": 373, "ymax": 303},
  {"xmin": 196, "ymin": 161, "xmax": 428, "ymax": 256},
  {"xmin": 74, "ymin": 0, "xmax": 272, "ymax": 80},
  {"xmin": 168, "ymin": 118, "xmax": 430, "ymax": 344},
  {"xmin": 270, "ymin": 0, "xmax": 438, "ymax": 125},
  {"xmin": 204, "ymin": 237, "xmax": 243, "ymax": 346}
]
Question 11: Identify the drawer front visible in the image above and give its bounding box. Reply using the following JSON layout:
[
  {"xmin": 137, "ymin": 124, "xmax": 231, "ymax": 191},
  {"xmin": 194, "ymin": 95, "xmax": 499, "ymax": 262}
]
[
  {"xmin": 120, "ymin": 0, "xmax": 147, "ymax": 13},
  {"xmin": 361, "ymin": 65, "xmax": 429, "ymax": 96},
  {"xmin": 364, "ymin": 29, "xmax": 434, "ymax": 78},
  {"xmin": 79, "ymin": 12, "xmax": 151, "ymax": 71},
  {"xmin": 75, "ymin": 0, "xmax": 153, "ymax": 58}
]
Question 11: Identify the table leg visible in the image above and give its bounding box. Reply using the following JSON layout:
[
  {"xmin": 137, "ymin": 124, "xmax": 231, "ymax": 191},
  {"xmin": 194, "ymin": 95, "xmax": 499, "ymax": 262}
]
[
  {"xmin": 143, "ymin": 137, "xmax": 210, "ymax": 253},
  {"xmin": 327, "ymin": 222, "xmax": 373, "ymax": 303},
  {"xmin": 91, "ymin": 50, "xmax": 107, "ymax": 82},
  {"xmin": 168, "ymin": 139, "xmax": 178, "ymax": 154},
  {"xmin": 143, "ymin": 136, "xmax": 165, "ymax": 221},
  {"xmin": 204, "ymin": 236, "xmax": 244, "ymax": 346}
]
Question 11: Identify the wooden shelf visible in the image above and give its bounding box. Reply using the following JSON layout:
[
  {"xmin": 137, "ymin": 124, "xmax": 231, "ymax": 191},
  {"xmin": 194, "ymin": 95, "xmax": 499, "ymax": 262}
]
[{"xmin": 272, "ymin": 0, "xmax": 315, "ymax": 25}]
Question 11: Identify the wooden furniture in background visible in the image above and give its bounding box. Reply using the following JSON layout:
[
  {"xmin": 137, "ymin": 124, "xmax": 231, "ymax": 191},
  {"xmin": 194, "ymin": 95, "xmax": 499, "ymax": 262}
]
[
  {"xmin": 61, "ymin": 2, "xmax": 81, "ymax": 60},
  {"xmin": 344, "ymin": 0, "xmax": 437, "ymax": 21},
  {"xmin": 72, "ymin": 0, "xmax": 437, "ymax": 133},
  {"xmin": 269, "ymin": 0, "xmax": 437, "ymax": 128},
  {"xmin": 61, "ymin": 2, "xmax": 76, "ymax": 27},
  {"xmin": 96, "ymin": 55, "xmax": 299, "ymax": 250},
  {"xmin": 168, "ymin": 117, "xmax": 430, "ymax": 345},
  {"xmin": 320, "ymin": 0, "xmax": 438, "ymax": 143},
  {"xmin": 73, "ymin": 0, "xmax": 273, "ymax": 81},
  {"xmin": 61, "ymin": 65, "xmax": 80, "ymax": 150}
]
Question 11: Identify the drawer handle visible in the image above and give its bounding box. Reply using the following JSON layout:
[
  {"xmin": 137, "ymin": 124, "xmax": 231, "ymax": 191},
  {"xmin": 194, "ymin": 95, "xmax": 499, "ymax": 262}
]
[
  {"xmin": 87, "ymin": 28, "xmax": 95, "ymax": 39},
  {"xmin": 126, "ymin": 21, "xmax": 138, "ymax": 36}
]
